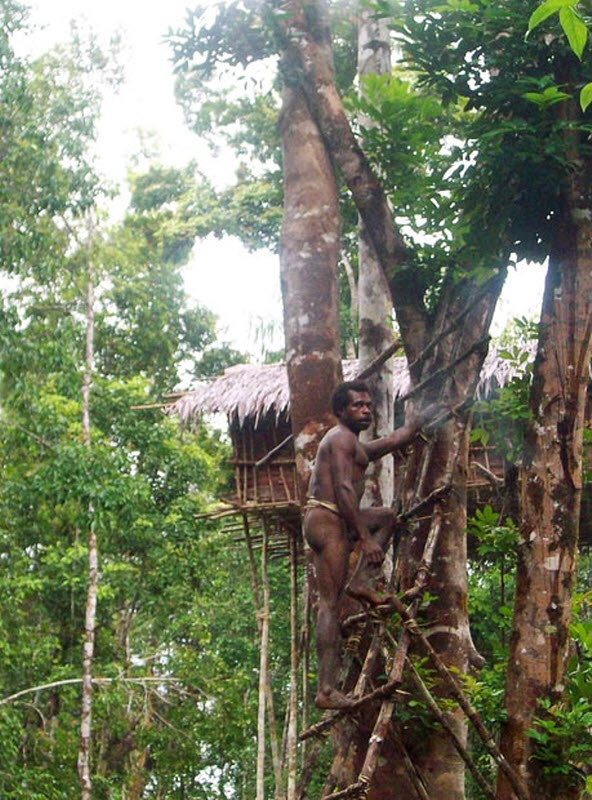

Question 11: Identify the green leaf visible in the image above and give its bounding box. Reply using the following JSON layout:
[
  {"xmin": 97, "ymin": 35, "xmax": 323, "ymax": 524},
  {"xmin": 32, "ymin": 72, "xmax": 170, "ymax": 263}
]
[
  {"xmin": 580, "ymin": 82, "xmax": 592, "ymax": 111},
  {"xmin": 523, "ymin": 91, "xmax": 546, "ymax": 105},
  {"xmin": 528, "ymin": 0, "xmax": 576, "ymax": 31},
  {"xmin": 559, "ymin": 6, "xmax": 588, "ymax": 58},
  {"xmin": 523, "ymin": 86, "xmax": 572, "ymax": 107}
]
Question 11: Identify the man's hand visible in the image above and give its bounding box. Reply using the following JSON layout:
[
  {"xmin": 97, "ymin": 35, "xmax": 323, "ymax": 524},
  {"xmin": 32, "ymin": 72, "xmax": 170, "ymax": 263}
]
[
  {"xmin": 414, "ymin": 401, "xmax": 448, "ymax": 429},
  {"xmin": 360, "ymin": 536, "xmax": 384, "ymax": 565}
]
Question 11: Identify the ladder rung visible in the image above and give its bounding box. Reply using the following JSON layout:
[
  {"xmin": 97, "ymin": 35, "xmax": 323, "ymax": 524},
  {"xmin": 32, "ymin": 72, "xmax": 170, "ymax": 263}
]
[
  {"xmin": 299, "ymin": 682, "xmax": 407, "ymax": 741},
  {"xmin": 321, "ymin": 779, "xmax": 368, "ymax": 800}
]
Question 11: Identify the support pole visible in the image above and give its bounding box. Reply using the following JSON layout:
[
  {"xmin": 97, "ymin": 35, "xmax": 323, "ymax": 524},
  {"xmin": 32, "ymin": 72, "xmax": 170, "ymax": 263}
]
[
  {"xmin": 256, "ymin": 523, "xmax": 271, "ymax": 800},
  {"xmin": 286, "ymin": 530, "xmax": 299, "ymax": 800},
  {"xmin": 245, "ymin": 515, "xmax": 282, "ymax": 790}
]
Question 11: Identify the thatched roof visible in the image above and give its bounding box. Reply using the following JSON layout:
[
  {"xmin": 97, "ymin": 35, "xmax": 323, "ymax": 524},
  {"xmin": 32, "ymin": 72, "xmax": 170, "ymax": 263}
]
[{"xmin": 170, "ymin": 345, "xmax": 532, "ymax": 427}]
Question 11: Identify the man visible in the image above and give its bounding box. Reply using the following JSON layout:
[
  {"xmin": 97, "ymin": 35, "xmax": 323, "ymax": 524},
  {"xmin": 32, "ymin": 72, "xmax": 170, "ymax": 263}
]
[{"xmin": 304, "ymin": 380, "xmax": 423, "ymax": 710}]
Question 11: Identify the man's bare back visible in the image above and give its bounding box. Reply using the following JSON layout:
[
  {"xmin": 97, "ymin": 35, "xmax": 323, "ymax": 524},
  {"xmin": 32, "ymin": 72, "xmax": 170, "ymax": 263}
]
[{"xmin": 303, "ymin": 380, "xmax": 421, "ymax": 709}]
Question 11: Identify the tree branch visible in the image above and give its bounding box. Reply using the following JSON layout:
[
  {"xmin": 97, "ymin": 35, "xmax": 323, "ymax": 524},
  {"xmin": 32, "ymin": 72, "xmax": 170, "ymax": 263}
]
[
  {"xmin": 356, "ymin": 337, "xmax": 402, "ymax": 380},
  {"xmin": 398, "ymin": 336, "xmax": 490, "ymax": 405},
  {"xmin": 0, "ymin": 676, "xmax": 205, "ymax": 706}
]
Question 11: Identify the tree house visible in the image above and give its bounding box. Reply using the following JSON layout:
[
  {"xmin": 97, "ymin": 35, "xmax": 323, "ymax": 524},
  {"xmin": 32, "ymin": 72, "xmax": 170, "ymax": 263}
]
[{"xmin": 170, "ymin": 349, "xmax": 527, "ymax": 514}]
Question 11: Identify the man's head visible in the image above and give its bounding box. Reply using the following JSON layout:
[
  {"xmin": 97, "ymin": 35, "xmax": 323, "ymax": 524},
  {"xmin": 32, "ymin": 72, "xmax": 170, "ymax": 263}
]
[{"xmin": 331, "ymin": 381, "xmax": 373, "ymax": 432}]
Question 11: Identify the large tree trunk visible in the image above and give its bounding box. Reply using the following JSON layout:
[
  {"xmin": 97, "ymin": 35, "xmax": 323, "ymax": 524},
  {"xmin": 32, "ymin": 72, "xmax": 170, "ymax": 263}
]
[
  {"xmin": 279, "ymin": 82, "xmax": 343, "ymax": 497},
  {"xmin": 277, "ymin": 0, "xmax": 428, "ymax": 361},
  {"xmin": 357, "ymin": 7, "xmax": 394, "ymax": 509},
  {"xmin": 498, "ymin": 118, "xmax": 592, "ymax": 800},
  {"xmin": 277, "ymin": 69, "xmax": 342, "ymax": 797}
]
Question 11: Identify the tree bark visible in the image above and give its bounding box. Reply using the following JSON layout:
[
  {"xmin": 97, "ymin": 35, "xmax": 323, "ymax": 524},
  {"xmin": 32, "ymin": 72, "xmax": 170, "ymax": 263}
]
[
  {"xmin": 498, "ymin": 112, "xmax": 592, "ymax": 800},
  {"xmin": 278, "ymin": 57, "xmax": 342, "ymax": 798},
  {"xmin": 278, "ymin": 81, "xmax": 343, "ymax": 498}
]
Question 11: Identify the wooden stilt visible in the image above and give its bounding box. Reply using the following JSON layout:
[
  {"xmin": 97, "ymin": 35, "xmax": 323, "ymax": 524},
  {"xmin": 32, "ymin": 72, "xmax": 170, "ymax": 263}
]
[
  {"xmin": 244, "ymin": 515, "xmax": 282, "ymax": 790},
  {"xmin": 286, "ymin": 530, "xmax": 299, "ymax": 800},
  {"xmin": 256, "ymin": 522, "xmax": 270, "ymax": 800}
]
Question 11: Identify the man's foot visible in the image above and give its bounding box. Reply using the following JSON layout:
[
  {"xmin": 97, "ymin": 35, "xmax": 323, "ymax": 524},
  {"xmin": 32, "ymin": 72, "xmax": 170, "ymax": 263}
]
[
  {"xmin": 346, "ymin": 583, "xmax": 395, "ymax": 607},
  {"xmin": 314, "ymin": 688, "xmax": 356, "ymax": 710}
]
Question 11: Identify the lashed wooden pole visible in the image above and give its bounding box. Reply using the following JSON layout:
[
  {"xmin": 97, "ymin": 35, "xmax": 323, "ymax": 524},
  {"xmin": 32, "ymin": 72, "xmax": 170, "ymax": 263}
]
[
  {"xmin": 244, "ymin": 515, "xmax": 282, "ymax": 789},
  {"xmin": 286, "ymin": 529, "xmax": 299, "ymax": 799},
  {"xmin": 256, "ymin": 522, "xmax": 271, "ymax": 800}
]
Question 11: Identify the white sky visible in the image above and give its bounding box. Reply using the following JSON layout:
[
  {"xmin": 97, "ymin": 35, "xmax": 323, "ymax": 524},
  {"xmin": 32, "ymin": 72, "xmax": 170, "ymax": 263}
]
[{"xmin": 17, "ymin": 0, "xmax": 545, "ymax": 363}]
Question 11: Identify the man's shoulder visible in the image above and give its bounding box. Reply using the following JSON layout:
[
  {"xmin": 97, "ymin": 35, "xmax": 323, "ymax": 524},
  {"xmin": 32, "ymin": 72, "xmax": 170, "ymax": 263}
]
[{"xmin": 320, "ymin": 423, "xmax": 357, "ymax": 451}]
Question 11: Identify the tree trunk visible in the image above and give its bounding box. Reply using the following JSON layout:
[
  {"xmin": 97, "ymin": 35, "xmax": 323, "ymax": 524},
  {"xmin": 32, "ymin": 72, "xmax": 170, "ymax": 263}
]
[
  {"xmin": 357, "ymin": 6, "xmax": 394, "ymax": 509},
  {"xmin": 278, "ymin": 60, "xmax": 342, "ymax": 799},
  {"xmin": 278, "ymin": 81, "xmax": 342, "ymax": 498},
  {"xmin": 498, "ymin": 128, "xmax": 592, "ymax": 800},
  {"xmin": 389, "ymin": 420, "xmax": 471, "ymax": 800},
  {"xmin": 77, "ymin": 275, "xmax": 97, "ymax": 800},
  {"xmin": 277, "ymin": 0, "xmax": 428, "ymax": 361}
]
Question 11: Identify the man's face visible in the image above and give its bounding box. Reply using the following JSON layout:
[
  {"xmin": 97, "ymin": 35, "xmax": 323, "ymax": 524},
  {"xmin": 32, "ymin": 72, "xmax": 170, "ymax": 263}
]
[{"xmin": 338, "ymin": 390, "xmax": 373, "ymax": 432}]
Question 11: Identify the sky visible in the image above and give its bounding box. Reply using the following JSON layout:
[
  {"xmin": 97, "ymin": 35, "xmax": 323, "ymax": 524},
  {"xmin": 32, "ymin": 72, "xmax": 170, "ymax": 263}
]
[{"xmin": 18, "ymin": 0, "xmax": 545, "ymax": 361}]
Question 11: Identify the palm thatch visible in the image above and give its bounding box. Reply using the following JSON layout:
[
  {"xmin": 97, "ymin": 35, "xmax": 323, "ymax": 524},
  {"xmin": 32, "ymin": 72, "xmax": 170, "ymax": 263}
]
[{"xmin": 170, "ymin": 346, "xmax": 532, "ymax": 427}]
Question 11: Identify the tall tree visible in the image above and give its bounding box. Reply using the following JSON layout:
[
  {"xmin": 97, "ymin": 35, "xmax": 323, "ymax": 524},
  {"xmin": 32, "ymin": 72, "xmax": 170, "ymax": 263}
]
[
  {"xmin": 279, "ymin": 69, "xmax": 342, "ymax": 502},
  {"xmin": 498, "ymin": 24, "xmax": 592, "ymax": 800},
  {"xmin": 76, "ymin": 220, "xmax": 98, "ymax": 800},
  {"xmin": 357, "ymin": 7, "xmax": 395, "ymax": 509}
]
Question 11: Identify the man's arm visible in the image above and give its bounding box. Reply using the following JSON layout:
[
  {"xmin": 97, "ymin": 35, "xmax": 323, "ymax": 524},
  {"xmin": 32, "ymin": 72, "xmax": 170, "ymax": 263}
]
[
  {"xmin": 363, "ymin": 402, "xmax": 448, "ymax": 462},
  {"xmin": 362, "ymin": 419, "xmax": 421, "ymax": 462}
]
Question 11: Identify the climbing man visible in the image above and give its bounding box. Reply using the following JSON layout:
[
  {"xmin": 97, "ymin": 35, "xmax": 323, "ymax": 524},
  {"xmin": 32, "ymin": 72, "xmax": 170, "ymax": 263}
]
[{"xmin": 304, "ymin": 379, "xmax": 426, "ymax": 710}]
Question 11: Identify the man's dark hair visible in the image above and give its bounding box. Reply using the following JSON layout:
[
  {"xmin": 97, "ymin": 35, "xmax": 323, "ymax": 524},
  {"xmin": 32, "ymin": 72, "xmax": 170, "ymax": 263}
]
[{"xmin": 331, "ymin": 380, "xmax": 371, "ymax": 415}]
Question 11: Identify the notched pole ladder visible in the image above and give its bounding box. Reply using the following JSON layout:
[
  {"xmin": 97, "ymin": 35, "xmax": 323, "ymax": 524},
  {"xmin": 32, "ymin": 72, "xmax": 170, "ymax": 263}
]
[{"xmin": 299, "ymin": 411, "xmax": 529, "ymax": 800}]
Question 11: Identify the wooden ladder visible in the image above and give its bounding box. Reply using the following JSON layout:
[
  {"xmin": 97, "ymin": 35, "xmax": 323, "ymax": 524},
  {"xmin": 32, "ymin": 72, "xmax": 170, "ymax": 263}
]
[{"xmin": 299, "ymin": 426, "xmax": 529, "ymax": 800}]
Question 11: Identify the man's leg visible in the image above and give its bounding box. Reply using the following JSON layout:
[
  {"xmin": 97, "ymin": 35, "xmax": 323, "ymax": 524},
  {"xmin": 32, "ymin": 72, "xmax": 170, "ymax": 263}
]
[
  {"xmin": 346, "ymin": 507, "xmax": 397, "ymax": 605},
  {"xmin": 304, "ymin": 509, "xmax": 355, "ymax": 709}
]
